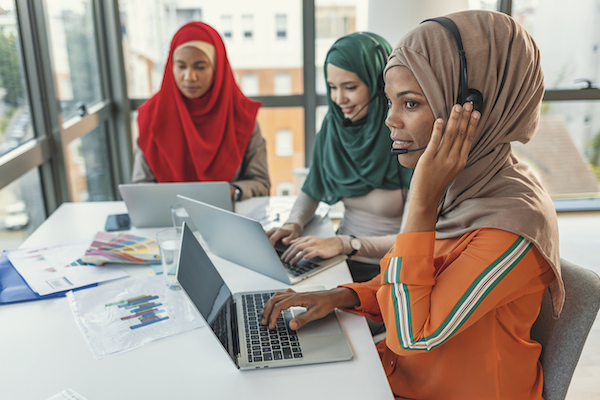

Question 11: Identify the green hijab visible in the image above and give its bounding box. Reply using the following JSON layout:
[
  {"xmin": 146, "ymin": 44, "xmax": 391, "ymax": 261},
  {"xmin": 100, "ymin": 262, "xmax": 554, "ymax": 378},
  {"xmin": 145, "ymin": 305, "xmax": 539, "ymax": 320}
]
[{"xmin": 302, "ymin": 32, "xmax": 412, "ymax": 205}]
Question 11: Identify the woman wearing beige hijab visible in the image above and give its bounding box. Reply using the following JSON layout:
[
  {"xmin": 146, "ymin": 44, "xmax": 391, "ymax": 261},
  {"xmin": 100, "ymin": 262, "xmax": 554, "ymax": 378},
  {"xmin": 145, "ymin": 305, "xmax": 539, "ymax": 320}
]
[{"xmin": 261, "ymin": 10, "xmax": 564, "ymax": 399}]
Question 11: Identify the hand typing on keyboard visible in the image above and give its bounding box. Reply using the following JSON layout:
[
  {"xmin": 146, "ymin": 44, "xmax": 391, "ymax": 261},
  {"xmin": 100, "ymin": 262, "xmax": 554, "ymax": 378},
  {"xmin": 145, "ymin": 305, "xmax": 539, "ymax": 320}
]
[
  {"xmin": 261, "ymin": 288, "xmax": 360, "ymax": 331},
  {"xmin": 277, "ymin": 236, "xmax": 345, "ymax": 265},
  {"xmin": 266, "ymin": 223, "xmax": 302, "ymax": 247}
]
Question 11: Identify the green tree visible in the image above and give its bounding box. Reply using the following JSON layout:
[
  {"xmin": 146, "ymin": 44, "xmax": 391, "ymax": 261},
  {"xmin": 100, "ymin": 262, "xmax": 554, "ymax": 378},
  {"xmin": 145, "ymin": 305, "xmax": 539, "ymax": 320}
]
[
  {"xmin": 0, "ymin": 31, "xmax": 24, "ymax": 106},
  {"xmin": 589, "ymin": 130, "xmax": 600, "ymax": 181}
]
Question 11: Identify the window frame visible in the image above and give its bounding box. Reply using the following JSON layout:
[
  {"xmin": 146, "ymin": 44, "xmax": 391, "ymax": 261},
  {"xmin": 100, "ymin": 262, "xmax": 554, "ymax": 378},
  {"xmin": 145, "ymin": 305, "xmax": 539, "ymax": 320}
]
[{"xmin": 0, "ymin": 0, "xmax": 131, "ymax": 217}]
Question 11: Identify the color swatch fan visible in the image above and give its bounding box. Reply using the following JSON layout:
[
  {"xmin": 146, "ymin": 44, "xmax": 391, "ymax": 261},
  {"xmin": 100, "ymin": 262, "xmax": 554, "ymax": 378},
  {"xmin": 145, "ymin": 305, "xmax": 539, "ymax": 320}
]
[{"xmin": 82, "ymin": 232, "xmax": 161, "ymax": 265}]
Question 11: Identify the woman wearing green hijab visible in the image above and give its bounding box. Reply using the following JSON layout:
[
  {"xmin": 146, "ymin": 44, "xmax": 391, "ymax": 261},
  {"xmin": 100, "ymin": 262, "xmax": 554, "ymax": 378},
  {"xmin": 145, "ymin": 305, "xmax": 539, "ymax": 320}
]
[{"xmin": 267, "ymin": 32, "xmax": 412, "ymax": 282}]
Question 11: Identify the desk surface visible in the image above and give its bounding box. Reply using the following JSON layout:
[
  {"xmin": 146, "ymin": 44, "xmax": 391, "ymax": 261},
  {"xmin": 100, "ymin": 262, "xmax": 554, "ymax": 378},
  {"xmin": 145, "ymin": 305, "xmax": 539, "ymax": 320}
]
[{"xmin": 0, "ymin": 201, "xmax": 393, "ymax": 400}]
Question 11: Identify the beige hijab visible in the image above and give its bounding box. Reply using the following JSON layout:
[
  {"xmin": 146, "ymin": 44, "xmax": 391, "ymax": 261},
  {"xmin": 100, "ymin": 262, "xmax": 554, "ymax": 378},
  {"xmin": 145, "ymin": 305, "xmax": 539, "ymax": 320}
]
[{"xmin": 386, "ymin": 10, "xmax": 564, "ymax": 316}]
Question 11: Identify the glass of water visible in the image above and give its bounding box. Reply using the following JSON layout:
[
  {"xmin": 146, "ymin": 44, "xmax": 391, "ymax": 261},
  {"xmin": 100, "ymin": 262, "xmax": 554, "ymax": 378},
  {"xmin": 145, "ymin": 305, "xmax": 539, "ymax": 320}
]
[
  {"xmin": 156, "ymin": 227, "xmax": 181, "ymax": 288},
  {"xmin": 171, "ymin": 202, "xmax": 196, "ymax": 234}
]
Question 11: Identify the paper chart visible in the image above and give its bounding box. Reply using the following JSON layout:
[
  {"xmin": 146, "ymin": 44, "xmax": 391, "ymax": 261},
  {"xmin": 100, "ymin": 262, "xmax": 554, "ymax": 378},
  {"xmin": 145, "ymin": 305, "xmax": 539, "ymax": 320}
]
[
  {"xmin": 106, "ymin": 294, "xmax": 169, "ymax": 330},
  {"xmin": 67, "ymin": 277, "xmax": 204, "ymax": 359}
]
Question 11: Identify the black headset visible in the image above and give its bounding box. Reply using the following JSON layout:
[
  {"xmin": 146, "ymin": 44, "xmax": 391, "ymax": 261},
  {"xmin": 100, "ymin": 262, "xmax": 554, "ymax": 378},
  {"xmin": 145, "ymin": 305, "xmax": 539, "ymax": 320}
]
[
  {"xmin": 357, "ymin": 32, "xmax": 389, "ymax": 92},
  {"xmin": 422, "ymin": 17, "xmax": 484, "ymax": 112},
  {"xmin": 339, "ymin": 32, "xmax": 390, "ymax": 127}
]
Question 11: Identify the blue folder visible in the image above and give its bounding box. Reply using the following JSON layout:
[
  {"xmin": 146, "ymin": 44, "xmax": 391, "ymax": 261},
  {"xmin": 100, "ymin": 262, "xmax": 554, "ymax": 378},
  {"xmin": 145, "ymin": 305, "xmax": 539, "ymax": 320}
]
[{"xmin": 0, "ymin": 250, "xmax": 96, "ymax": 304}]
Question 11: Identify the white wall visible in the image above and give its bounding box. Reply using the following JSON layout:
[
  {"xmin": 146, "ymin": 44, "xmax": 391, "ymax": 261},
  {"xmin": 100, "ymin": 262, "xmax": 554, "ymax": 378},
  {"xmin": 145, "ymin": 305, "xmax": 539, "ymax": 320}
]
[{"xmin": 367, "ymin": 0, "xmax": 469, "ymax": 47}]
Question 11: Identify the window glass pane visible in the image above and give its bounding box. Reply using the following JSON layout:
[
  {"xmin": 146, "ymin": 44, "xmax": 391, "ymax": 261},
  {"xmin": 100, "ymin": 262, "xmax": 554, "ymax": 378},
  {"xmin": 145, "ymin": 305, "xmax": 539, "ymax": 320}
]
[
  {"xmin": 221, "ymin": 15, "xmax": 233, "ymax": 39},
  {"xmin": 316, "ymin": 104, "xmax": 328, "ymax": 133},
  {"xmin": 242, "ymin": 14, "xmax": 253, "ymax": 39},
  {"xmin": 512, "ymin": 101, "xmax": 600, "ymax": 198},
  {"xmin": 512, "ymin": 0, "xmax": 597, "ymax": 90},
  {"xmin": 0, "ymin": 1, "xmax": 34, "ymax": 156},
  {"xmin": 257, "ymin": 107, "xmax": 304, "ymax": 196},
  {"xmin": 274, "ymin": 72, "xmax": 291, "ymax": 95},
  {"xmin": 65, "ymin": 125, "xmax": 114, "ymax": 201},
  {"xmin": 0, "ymin": 168, "xmax": 46, "ymax": 251},
  {"xmin": 130, "ymin": 110, "xmax": 139, "ymax": 150},
  {"xmin": 275, "ymin": 129, "xmax": 293, "ymax": 156},
  {"xmin": 315, "ymin": 0, "xmax": 368, "ymax": 95},
  {"xmin": 316, "ymin": 3, "xmax": 357, "ymax": 38},
  {"xmin": 119, "ymin": 0, "xmax": 304, "ymax": 98},
  {"xmin": 275, "ymin": 14, "xmax": 287, "ymax": 39},
  {"xmin": 510, "ymin": 2, "xmax": 600, "ymax": 199},
  {"xmin": 240, "ymin": 73, "xmax": 259, "ymax": 96},
  {"xmin": 467, "ymin": 0, "xmax": 498, "ymax": 10},
  {"xmin": 45, "ymin": 0, "xmax": 103, "ymax": 121},
  {"xmin": 177, "ymin": 8, "xmax": 202, "ymax": 28}
]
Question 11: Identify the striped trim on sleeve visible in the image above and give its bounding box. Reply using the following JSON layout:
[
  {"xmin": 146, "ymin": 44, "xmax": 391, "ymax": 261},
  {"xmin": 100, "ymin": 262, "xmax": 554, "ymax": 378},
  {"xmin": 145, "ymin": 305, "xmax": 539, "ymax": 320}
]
[{"xmin": 385, "ymin": 236, "xmax": 533, "ymax": 351}]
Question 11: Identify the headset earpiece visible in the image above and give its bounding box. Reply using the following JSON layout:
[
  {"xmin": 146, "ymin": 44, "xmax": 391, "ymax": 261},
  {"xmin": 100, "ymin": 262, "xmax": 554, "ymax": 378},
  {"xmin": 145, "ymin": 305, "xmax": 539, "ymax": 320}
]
[
  {"xmin": 465, "ymin": 89, "xmax": 483, "ymax": 112},
  {"xmin": 422, "ymin": 17, "xmax": 484, "ymax": 113}
]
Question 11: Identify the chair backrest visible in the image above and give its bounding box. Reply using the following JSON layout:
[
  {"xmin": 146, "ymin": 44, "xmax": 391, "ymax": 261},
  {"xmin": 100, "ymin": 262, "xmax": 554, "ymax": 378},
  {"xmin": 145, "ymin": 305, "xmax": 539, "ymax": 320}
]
[{"xmin": 530, "ymin": 259, "xmax": 600, "ymax": 400}]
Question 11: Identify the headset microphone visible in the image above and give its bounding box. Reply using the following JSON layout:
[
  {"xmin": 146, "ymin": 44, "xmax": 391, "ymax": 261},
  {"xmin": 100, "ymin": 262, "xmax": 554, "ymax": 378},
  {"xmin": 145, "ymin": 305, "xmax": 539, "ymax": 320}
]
[
  {"xmin": 391, "ymin": 145, "xmax": 428, "ymax": 155},
  {"xmin": 342, "ymin": 94, "xmax": 377, "ymax": 127}
]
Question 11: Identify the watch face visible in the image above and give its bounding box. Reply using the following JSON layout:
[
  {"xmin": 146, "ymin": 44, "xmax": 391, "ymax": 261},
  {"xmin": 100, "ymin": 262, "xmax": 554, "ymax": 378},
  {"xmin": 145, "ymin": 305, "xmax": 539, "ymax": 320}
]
[{"xmin": 350, "ymin": 237, "xmax": 361, "ymax": 251}]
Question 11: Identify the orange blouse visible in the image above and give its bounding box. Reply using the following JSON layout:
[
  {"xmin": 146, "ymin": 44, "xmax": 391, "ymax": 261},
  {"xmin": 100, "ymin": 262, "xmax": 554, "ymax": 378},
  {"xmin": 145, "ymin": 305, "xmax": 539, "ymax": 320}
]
[{"xmin": 342, "ymin": 228, "xmax": 556, "ymax": 400}]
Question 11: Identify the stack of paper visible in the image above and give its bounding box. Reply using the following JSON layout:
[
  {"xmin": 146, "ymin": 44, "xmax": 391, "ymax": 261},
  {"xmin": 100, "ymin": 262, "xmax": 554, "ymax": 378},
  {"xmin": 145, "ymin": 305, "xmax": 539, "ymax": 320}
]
[
  {"xmin": 0, "ymin": 251, "xmax": 94, "ymax": 304},
  {"xmin": 5, "ymin": 240, "xmax": 129, "ymax": 298},
  {"xmin": 82, "ymin": 232, "xmax": 161, "ymax": 265}
]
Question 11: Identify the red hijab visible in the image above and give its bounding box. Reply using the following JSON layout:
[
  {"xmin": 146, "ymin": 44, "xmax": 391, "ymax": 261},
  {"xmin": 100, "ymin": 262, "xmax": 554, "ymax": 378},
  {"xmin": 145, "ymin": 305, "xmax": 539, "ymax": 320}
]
[{"xmin": 137, "ymin": 22, "xmax": 261, "ymax": 182}]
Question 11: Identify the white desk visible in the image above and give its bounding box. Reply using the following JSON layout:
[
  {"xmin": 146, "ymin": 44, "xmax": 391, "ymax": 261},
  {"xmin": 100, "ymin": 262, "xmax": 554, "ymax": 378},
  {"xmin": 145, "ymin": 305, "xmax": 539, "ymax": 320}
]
[{"xmin": 0, "ymin": 201, "xmax": 393, "ymax": 400}]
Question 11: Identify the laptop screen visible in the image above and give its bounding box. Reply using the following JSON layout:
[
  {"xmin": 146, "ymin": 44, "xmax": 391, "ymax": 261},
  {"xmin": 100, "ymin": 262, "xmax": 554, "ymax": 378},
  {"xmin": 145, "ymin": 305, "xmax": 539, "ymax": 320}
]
[{"xmin": 178, "ymin": 223, "xmax": 238, "ymax": 364}]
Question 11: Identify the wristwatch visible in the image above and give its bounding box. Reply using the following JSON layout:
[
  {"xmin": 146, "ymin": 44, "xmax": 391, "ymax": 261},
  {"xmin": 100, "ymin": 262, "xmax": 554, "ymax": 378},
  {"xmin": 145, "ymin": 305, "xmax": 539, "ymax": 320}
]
[
  {"xmin": 348, "ymin": 235, "xmax": 362, "ymax": 257},
  {"xmin": 232, "ymin": 185, "xmax": 242, "ymax": 202}
]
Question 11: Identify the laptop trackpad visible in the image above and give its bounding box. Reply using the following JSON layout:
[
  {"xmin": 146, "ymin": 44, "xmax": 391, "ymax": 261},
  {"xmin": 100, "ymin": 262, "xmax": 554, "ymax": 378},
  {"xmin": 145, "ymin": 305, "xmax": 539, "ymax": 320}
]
[{"xmin": 292, "ymin": 308, "xmax": 342, "ymax": 338}]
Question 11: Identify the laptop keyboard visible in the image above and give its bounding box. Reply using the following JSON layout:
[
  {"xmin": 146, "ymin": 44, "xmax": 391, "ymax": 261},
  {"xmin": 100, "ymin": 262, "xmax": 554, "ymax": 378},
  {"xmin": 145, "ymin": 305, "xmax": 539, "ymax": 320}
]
[
  {"xmin": 275, "ymin": 247, "xmax": 320, "ymax": 277},
  {"xmin": 242, "ymin": 292, "xmax": 303, "ymax": 363},
  {"xmin": 282, "ymin": 259, "xmax": 320, "ymax": 277}
]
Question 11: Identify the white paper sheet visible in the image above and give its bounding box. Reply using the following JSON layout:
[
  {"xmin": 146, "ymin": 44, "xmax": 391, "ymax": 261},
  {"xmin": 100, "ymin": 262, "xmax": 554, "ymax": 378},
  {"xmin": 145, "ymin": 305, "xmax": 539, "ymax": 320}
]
[
  {"xmin": 244, "ymin": 196, "xmax": 332, "ymax": 231},
  {"xmin": 67, "ymin": 276, "xmax": 204, "ymax": 359}
]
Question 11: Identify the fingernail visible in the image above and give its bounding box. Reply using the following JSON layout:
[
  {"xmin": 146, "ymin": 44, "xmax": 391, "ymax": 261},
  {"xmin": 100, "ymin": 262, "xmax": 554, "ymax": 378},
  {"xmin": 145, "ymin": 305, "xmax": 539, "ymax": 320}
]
[
  {"xmin": 454, "ymin": 104, "xmax": 461, "ymax": 112},
  {"xmin": 464, "ymin": 102, "xmax": 472, "ymax": 112},
  {"xmin": 473, "ymin": 112, "xmax": 480, "ymax": 120},
  {"xmin": 436, "ymin": 118, "xmax": 444, "ymax": 124}
]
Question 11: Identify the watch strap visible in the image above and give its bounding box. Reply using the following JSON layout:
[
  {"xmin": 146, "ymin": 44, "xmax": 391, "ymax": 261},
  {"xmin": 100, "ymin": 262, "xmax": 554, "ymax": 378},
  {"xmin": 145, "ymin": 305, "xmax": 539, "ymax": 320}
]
[{"xmin": 348, "ymin": 234, "xmax": 358, "ymax": 257}]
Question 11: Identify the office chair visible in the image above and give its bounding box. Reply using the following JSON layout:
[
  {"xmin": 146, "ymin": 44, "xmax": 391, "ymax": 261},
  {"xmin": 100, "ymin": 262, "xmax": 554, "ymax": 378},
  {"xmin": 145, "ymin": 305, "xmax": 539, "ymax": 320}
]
[{"xmin": 530, "ymin": 259, "xmax": 600, "ymax": 400}]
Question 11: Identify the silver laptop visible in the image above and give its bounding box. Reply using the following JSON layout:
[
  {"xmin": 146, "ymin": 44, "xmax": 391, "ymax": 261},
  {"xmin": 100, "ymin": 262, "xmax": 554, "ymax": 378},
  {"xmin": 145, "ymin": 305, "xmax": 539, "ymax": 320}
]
[
  {"xmin": 119, "ymin": 182, "xmax": 232, "ymax": 228},
  {"xmin": 177, "ymin": 195, "xmax": 347, "ymax": 284},
  {"xmin": 176, "ymin": 222, "xmax": 353, "ymax": 370}
]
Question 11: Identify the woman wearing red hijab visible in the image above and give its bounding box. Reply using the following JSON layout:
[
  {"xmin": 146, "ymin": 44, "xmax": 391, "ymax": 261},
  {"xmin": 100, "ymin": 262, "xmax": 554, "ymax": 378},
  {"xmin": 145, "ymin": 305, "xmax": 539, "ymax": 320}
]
[{"xmin": 132, "ymin": 22, "xmax": 270, "ymax": 201}]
